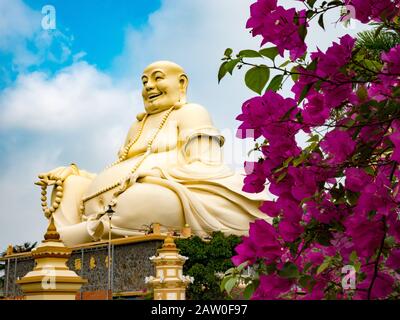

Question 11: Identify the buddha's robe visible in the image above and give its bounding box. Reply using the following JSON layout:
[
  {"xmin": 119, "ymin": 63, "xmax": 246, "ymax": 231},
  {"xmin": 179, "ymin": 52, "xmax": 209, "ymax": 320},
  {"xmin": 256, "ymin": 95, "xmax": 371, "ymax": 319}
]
[{"xmin": 53, "ymin": 103, "xmax": 271, "ymax": 246}]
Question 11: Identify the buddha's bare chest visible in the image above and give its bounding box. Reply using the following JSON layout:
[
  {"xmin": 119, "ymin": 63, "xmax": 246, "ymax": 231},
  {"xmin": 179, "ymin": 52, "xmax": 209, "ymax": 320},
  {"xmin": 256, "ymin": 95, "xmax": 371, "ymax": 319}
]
[{"xmin": 127, "ymin": 116, "xmax": 179, "ymax": 156}]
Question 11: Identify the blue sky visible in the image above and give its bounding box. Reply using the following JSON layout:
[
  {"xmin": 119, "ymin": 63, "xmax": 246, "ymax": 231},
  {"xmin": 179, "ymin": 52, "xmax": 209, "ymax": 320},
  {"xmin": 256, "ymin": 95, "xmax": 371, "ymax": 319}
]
[
  {"xmin": 1, "ymin": 0, "xmax": 161, "ymax": 87},
  {"xmin": 0, "ymin": 0, "xmax": 369, "ymax": 250}
]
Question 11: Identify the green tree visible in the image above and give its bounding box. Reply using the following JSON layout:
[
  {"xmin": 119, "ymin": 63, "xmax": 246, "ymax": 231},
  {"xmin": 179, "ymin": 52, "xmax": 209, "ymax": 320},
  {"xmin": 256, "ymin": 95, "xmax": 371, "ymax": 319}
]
[{"xmin": 176, "ymin": 232, "xmax": 241, "ymax": 300}]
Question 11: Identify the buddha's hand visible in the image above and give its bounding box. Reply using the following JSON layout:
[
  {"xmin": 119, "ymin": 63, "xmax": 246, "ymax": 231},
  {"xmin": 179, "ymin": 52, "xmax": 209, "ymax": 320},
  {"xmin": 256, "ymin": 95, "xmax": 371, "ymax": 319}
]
[{"xmin": 36, "ymin": 163, "xmax": 80, "ymax": 186}]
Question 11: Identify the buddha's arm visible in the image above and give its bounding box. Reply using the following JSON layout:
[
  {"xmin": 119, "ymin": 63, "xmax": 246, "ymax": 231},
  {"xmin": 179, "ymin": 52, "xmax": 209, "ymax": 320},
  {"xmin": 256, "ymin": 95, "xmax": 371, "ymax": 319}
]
[
  {"xmin": 160, "ymin": 103, "xmax": 231, "ymax": 180},
  {"xmin": 183, "ymin": 135, "xmax": 223, "ymax": 165}
]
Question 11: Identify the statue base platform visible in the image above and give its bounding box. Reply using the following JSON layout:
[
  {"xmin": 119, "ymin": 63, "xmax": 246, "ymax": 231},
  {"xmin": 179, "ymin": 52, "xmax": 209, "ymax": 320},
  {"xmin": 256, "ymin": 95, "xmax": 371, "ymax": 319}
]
[{"xmin": 1, "ymin": 234, "xmax": 166, "ymax": 300}]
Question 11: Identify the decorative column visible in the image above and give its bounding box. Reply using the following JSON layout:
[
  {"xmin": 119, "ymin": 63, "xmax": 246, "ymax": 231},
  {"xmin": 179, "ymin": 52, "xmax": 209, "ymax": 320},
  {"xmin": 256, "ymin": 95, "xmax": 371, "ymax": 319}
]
[
  {"xmin": 16, "ymin": 218, "xmax": 87, "ymax": 300},
  {"xmin": 145, "ymin": 236, "xmax": 193, "ymax": 300}
]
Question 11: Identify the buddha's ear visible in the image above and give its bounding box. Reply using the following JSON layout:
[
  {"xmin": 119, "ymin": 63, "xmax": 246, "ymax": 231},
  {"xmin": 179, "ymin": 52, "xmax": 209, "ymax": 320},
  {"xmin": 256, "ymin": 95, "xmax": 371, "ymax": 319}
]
[{"xmin": 179, "ymin": 74, "xmax": 189, "ymax": 91}]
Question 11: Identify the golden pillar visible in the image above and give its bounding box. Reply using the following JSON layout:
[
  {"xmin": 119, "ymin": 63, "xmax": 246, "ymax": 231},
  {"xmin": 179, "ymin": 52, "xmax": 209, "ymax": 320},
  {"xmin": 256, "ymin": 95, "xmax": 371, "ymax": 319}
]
[
  {"xmin": 145, "ymin": 236, "xmax": 193, "ymax": 300},
  {"xmin": 16, "ymin": 218, "xmax": 87, "ymax": 300}
]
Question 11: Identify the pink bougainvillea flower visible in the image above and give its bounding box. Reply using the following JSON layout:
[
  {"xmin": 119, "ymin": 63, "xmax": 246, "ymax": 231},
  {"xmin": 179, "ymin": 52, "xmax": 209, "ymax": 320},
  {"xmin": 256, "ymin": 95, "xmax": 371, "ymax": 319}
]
[
  {"xmin": 356, "ymin": 269, "xmax": 394, "ymax": 300},
  {"xmin": 236, "ymin": 96, "xmax": 266, "ymax": 139},
  {"xmin": 246, "ymin": 0, "xmax": 278, "ymax": 38},
  {"xmin": 345, "ymin": 0, "xmax": 400, "ymax": 23},
  {"xmin": 388, "ymin": 213, "xmax": 400, "ymax": 242},
  {"xmin": 249, "ymin": 219, "xmax": 282, "ymax": 261},
  {"xmin": 259, "ymin": 200, "xmax": 281, "ymax": 217},
  {"xmin": 306, "ymin": 199, "xmax": 339, "ymax": 224},
  {"xmin": 288, "ymin": 166, "xmax": 318, "ymax": 201},
  {"xmin": 320, "ymin": 129, "xmax": 356, "ymax": 164},
  {"xmin": 232, "ymin": 219, "xmax": 283, "ymax": 266},
  {"xmin": 236, "ymin": 91, "xmax": 298, "ymax": 141},
  {"xmin": 293, "ymin": 35, "xmax": 356, "ymax": 109},
  {"xmin": 232, "ymin": 236, "xmax": 257, "ymax": 266},
  {"xmin": 389, "ymin": 120, "xmax": 400, "ymax": 162},
  {"xmin": 276, "ymin": 195, "xmax": 303, "ymax": 222},
  {"xmin": 381, "ymin": 44, "xmax": 400, "ymax": 75},
  {"xmin": 279, "ymin": 219, "xmax": 304, "ymax": 242},
  {"xmin": 345, "ymin": 167, "xmax": 373, "ymax": 192},
  {"xmin": 246, "ymin": 1, "xmax": 308, "ymax": 60},
  {"xmin": 242, "ymin": 161, "xmax": 268, "ymax": 193},
  {"xmin": 386, "ymin": 249, "xmax": 400, "ymax": 269},
  {"xmin": 316, "ymin": 35, "xmax": 355, "ymax": 78},
  {"xmin": 302, "ymin": 92, "xmax": 330, "ymax": 126},
  {"xmin": 344, "ymin": 215, "xmax": 384, "ymax": 258},
  {"xmin": 252, "ymin": 274, "xmax": 292, "ymax": 300},
  {"xmin": 354, "ymin": 173, "xmax": 395, "ymax": 218}
]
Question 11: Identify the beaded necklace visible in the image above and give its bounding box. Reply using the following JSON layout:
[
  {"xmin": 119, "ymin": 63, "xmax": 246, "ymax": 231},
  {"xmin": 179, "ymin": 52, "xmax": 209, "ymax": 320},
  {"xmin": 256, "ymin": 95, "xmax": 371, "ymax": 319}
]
[{"xmin": 78, "ymin": 105, "xmax": 176, "ymax": 214}]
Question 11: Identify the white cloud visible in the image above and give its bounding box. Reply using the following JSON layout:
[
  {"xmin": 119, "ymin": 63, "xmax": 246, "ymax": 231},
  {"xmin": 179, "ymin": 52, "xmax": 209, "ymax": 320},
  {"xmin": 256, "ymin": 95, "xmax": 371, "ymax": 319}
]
[
  {"xmin": 0, "ymin": 0, "xmax": 73, "ymax": 72},
  {"xmin": 0, "ymin": 62, "xmax": 140, "ymax": 132}
]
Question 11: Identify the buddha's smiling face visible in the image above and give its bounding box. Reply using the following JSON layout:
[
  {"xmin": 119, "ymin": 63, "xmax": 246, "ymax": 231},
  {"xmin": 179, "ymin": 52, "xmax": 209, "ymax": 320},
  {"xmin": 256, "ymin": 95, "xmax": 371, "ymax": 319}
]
[{"xmin": 141, "ymin": 61, "xmax": 188, "ymax": 114}]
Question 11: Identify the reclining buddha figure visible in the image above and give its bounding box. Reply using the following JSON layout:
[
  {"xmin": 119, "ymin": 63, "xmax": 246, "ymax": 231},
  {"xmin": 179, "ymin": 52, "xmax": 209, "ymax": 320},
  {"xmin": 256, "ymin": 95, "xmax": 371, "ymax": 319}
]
[{"xmin": 37, "ymin": 61, "xmax": 270, "ymax": 246}]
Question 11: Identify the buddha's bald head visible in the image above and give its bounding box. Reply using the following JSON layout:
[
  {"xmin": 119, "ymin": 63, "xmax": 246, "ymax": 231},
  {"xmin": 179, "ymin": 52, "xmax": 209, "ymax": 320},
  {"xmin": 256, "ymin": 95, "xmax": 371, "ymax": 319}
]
[
  {"xmin": 143, "ymin": 60, "xmax": 186, "ymax": 76},
  {"xmin": 141, "ymin": 61, "xmax": 189, "ymax": 114}
]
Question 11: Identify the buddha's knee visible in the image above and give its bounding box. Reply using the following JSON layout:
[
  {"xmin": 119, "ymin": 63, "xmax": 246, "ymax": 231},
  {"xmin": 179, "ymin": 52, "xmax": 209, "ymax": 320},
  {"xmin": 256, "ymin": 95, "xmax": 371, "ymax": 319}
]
[{"xmin": 113, "ymin": 183, "xmax": 184, "ymax": 228}]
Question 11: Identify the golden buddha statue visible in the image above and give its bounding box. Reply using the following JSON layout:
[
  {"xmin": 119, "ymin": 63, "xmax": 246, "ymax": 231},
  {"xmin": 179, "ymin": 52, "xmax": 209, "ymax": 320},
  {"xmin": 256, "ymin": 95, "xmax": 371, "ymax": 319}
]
[{"xmin": 36, "ymin": 61, "xmax": 270, "ymax": 246}]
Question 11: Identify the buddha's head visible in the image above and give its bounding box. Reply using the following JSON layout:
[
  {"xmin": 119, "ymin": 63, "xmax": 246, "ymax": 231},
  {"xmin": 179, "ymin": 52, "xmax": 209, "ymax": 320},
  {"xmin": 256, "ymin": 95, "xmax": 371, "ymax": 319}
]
[{"xmin": 141, "ymin": 61, "xmax": 188, "ymax": 114}]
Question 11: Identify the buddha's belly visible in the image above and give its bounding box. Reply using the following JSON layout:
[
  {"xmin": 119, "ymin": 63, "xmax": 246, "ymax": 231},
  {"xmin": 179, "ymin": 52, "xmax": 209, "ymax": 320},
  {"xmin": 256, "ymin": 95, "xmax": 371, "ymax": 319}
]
[{"xmin": 82, "ymin": 151, "xmax": 179, "ymax": 214}]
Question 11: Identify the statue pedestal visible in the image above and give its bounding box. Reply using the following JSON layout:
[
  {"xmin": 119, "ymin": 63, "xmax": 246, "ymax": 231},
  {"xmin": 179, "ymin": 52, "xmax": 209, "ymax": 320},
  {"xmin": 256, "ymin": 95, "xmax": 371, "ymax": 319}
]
[{"xmin": 16, "ymin": 219, "xmax": 87, "ymax": 300}]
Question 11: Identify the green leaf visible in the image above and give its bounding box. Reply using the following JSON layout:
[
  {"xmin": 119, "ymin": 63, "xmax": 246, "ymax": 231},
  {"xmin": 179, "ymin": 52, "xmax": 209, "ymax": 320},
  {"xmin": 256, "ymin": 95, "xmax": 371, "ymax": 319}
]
[
  {"xmin": 318, "ymin": 14, "xmax": 325, "ymax": 30},
  {"xmin": 236, "ymin": 261, "xmax": 248, "ymax": 272},
  {"xmin": 243, "ymin": 282, "xmax": 256, "ymax": 299},
  {"xmin": 316, "ymin": 230, "xmax": 332, "ymax": 246},
  {"xmin": 384, "ymin": 236, "xmax": 395, "ymax": 247},
  {"xmin": 276, "ymin": 171, "xmax": 287, "ymax": 182},
  {"xmin": 218, "ymin": 62, "xmax": 228, "ymax": 83},
  {"xmin": 278, "ymin": 262, "xmax": 300, "ymax": 279},
  {"xmin": 299, "ymin": 275, "xmax": 315, "ymax": 292},
  {"xmin": 259, "ymin": 47, "xmax": 279, "ymax": 60},
  {"xmin": 283, "ymin": 156, "xmax": 294, "ymax": 168},
  {"xmin": 307, "ymin": 134, "xmax": 320, "ymax": 143},
  {"xmin": 298, "ymin": 83, "xmax": 313, "ymax": 103},
  {"xmin": 356, "ymin": 86, "xmax": 368, "ymax": 100},
  {"xmin": 349, "ymin": 251, "xmax": 358, "ymax": 263},
  {"xmin": 225, "ymin": 276, "xmax": 237, "ymax": 294},
  {"xmin": 265, "ymin": 263, "xmax": 277, "ymax": 275},
  {"xmin": 238, "ymin": 49, "xmax": 262, "ymax": 58},
  {"xmin": 267, "ymin": 74, "xmax": 284, "ymax": 92},
  {"xmin": 306, "ymin": 9, "xmax": 315, "ymax": 19},
  {"xmin": 245, "ymin": 65, "xmax": 270, "ymax": 95},
  {"xmin": 291, "ymin": 66, "xmax": 299, "ymax": 81},
  {"xmin": 225, "ymin": 59, "xmax": 240, "ymax": 75},
  {"xmin": 303, "ymin": 262, "xmax": 313, "ymax": 273},
  {"xmin": 317, "ymin": 257, "xmax": 331, "ymax": 275},
  {"xmin": 306, "ymin": 0, "xmax": 317, "ymax": 7},
  {"xmin": 279, "ymin": 60, "xmax": 291, "ymax": 68},
  {"xmin": 220, "ymin": 275, "xmax": 231, "ymax": 291},
  {"xmin": 298, "ymin": 24, "xmax": 307, "ymax": 41},
  {"xmin": 307, "ymin": 59, "xmax": 318, "ymax": 71},
  {"xmin": 293, "ymin": 155, "xmax": 305, "ymax": 167},
  {"xmin": 224, "ymin": 267, "xmax": 235, "ymax": 276},
  {"xmin": 346, "ymin": 190, "xmax": 359, "ymax": 206},
  {"xmin": 224, "ymin": 48, "xmax": 233, "ymax": 57},
  {"xmin": 328, "ymin": 0, "xmax": 343, "ymax": 6}
]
